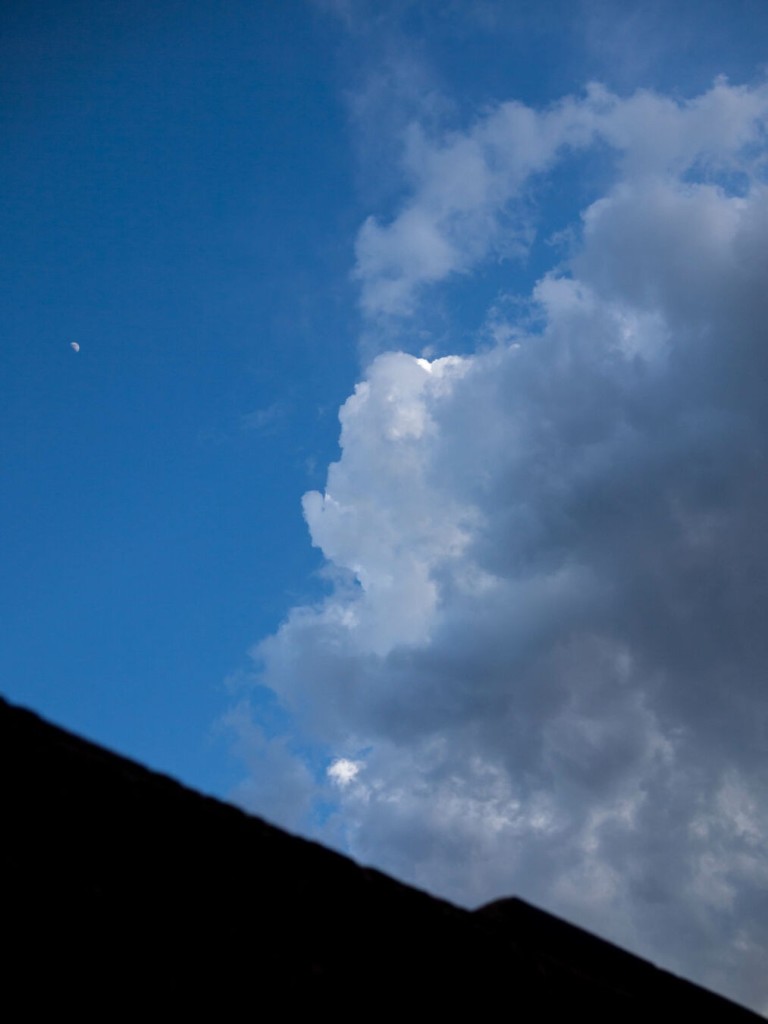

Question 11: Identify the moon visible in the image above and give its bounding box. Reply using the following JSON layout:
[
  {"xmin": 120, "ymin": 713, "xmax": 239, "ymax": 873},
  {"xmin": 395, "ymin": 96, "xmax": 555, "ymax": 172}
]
[{"xmin": 70, "ymin": 342, "xmax": 80, "ymax": 352}]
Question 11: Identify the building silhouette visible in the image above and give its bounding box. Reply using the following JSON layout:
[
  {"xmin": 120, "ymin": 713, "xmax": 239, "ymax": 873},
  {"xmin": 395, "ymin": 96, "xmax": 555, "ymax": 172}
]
[{"xmin": 2, "ymin": 696, "xmax": 759, "ymax": 1018}]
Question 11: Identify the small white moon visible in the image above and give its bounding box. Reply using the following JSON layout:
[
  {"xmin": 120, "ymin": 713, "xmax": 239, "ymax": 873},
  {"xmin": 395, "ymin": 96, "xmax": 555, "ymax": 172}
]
[{"xmin": 70, "ymin": 342, "xmax": 80, "ymax": 352}]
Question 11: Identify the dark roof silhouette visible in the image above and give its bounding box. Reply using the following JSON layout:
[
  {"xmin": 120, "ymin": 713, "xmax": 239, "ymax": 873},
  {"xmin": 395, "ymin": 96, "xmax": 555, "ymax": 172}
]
[{"xmin": 1, "ymin": 695, "xmax": 759, "ymax": 1018}]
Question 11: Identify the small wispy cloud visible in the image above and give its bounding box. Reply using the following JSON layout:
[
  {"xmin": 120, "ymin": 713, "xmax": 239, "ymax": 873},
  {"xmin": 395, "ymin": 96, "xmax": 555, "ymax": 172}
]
[{"xmin": 240, "ymin": 402, "xmax": 288, "ymax": 436}]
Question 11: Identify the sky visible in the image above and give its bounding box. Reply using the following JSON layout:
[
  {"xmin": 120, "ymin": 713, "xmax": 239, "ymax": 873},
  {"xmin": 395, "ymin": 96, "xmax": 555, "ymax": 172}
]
[{"xmin": 3, "ymin": 0, "xmax": 768, "ymax": 1012}]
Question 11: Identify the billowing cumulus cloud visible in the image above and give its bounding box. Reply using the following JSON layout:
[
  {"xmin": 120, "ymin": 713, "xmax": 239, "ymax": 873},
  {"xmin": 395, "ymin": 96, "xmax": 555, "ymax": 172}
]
[{"xmin": 235, "ymin": 80, "xmax": 768, "ymax": 1012}]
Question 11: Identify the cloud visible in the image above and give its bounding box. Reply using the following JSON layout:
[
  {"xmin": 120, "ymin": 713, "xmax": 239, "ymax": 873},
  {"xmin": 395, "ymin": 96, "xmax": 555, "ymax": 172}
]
[
  {"xmin": 355, "ymin": 78, "xmax": 767, "ymax": 318},
  {"xmin": 223, "ymin": 703, "xmax": 316, "ymax": 833},
  {"xmin": 240, "ymin": 402, "xmax": 287, "ymax": 435},
  {"xmin": 328, "ymin": 757, "xmax": 361, "ymax": 787},
  {"xmin": 233, "ymin": 80, "xmax": 768, "ymax": 1012}
]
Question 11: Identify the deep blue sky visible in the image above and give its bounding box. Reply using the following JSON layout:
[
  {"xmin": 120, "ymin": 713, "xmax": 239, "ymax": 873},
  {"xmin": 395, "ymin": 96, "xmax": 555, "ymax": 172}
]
[{"xmin": 1, "ymin": 1, "xmax": 363, "ymax": 790}]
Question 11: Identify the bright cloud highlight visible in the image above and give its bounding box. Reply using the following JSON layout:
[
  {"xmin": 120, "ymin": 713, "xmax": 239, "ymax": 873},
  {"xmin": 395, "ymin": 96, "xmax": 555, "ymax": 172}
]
[{"xmin": 328, "ymin": 757, "xmax": 362, "ymax": 787}]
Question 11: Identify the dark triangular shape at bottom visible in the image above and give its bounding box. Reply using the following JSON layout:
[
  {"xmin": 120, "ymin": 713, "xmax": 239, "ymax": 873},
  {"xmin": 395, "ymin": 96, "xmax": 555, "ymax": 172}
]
[{"xmin": 1, "ymin": 696, "xmax": 758, "ymax": 1018}]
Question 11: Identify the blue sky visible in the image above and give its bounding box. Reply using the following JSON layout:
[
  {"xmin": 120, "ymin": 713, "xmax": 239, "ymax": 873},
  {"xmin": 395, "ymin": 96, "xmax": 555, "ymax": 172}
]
[
  {"xmin": 2, "ymin": 1, "xmax": 359, "ymax": 790},
  {"xmin": 4, "ymin": 1, "xmax": 768, "ymax": 1012}
]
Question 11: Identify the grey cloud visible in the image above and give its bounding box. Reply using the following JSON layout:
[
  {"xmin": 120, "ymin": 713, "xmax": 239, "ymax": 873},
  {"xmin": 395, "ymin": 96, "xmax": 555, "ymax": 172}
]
[{"xmin": 231, "ymin": 81, "xmax": 768, "ymax": 1013}]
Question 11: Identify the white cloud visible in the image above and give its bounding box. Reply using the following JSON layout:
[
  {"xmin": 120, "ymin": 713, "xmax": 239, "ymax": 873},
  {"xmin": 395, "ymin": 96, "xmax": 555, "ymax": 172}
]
[
  {"xmin": 355, "ymin": 79, "xmax": 768, "ymax": 318},
  {"xmin": 328, "ymin": 757, "xmax": 362, "ymax": 787},
  {"xmin": 233, "ymin": 80, "xmax": 768, "ymax": 1013}
]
